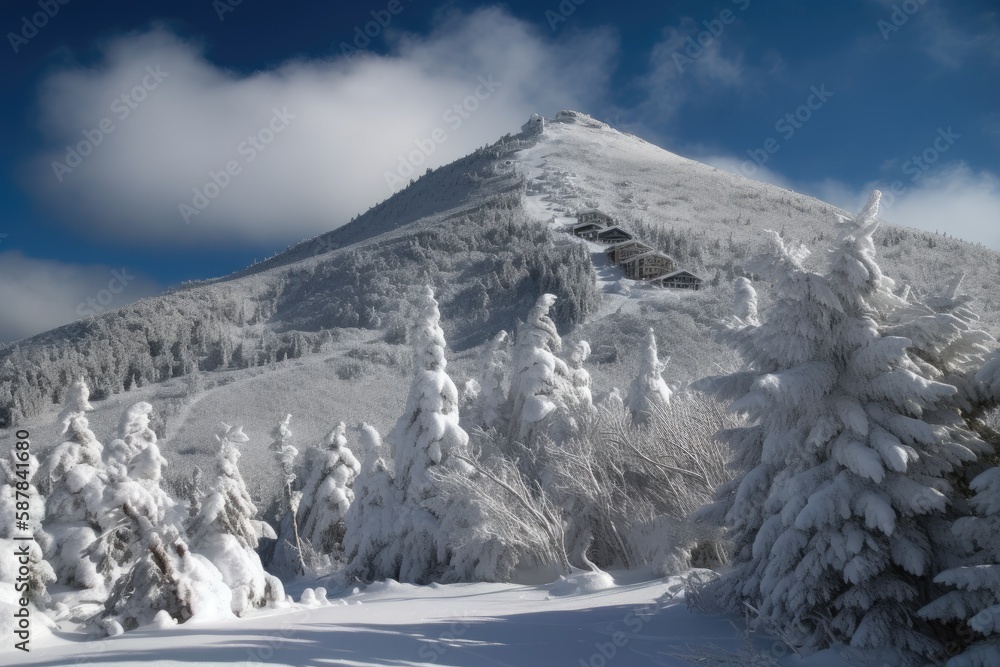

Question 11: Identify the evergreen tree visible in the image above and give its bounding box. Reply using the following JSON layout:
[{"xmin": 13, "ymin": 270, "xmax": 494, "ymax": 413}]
[
  {"xmin": 37, "ymin": 378, "xmax": 108, "ymax": 590},
  {"xmin": 732, "ymin": 277, "xmax": 759, "ymax": 326},
  {"xmin": 268, "ymin": 414, "xmax": 306, "ymax": 577},
  {"xmin": 297, "ymin": 422, "xmax": 360, "ymax": 559},
  {"xmin": 626, "ymin": 329, "xmax": 672, "ymax": 426},
  {"xmin": 91, "ymin": 403, "xmax": 181, "ymax": 594},
  {"xmin": 465, "ymin": 330, "xmax": 510, "ymax": 433},
  {"xmin": 189, "ymin": 423, "xmax": 284, "ymax": 616},
  {"xmin": 389, "ymin": 286, "xmax": 472, "ymax": 583},
  {"xmin": 508, "ymin": 294, "xmax": 588, "ymax": 445},
  {"xmin": 343, "ymin": 424, "xmax": 400, "ymax": 582},
  {"xmin": 697, "ymin": 195, "xmax": 985, "ymax": 661},
  {"xmin": 0, "ymin": 446, "xmax": 55, "ymax": 608}
]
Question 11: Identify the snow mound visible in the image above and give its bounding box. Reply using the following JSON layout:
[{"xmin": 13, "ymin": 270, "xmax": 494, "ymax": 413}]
[{"xmin": 547, "ymin": 570, "xmax": 616, "ymax": 597}]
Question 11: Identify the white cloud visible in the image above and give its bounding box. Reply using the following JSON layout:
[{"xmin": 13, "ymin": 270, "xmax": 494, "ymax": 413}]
[
  {"xmin": 641, "ymin": 18, "xmax": 748, "ymax": 122},
  {"xmin": 0, "ymin": 252, "xmax": 159, "ymax": 343},
  {"xmin": 24, "ymin": 8, "xmax": 616, "ymax": 248},
  {"xmin": 699, "ymin": 153, "xmax": 1000, "ymax": 250}
]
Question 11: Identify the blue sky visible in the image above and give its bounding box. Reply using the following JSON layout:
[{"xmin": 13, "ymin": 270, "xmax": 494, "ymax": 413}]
[{"xmin": 1, "ymin": 0, "xmax": 998, "ymax": 342}]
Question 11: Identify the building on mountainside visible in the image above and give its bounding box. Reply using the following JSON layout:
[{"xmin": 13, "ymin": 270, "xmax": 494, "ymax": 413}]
[
  {"xmin": 577, "ymin": 209, "xmax": 615, "ymax": 228},
  {"xmin": 572, "ymin": 222, "xmax": 605, "ymax": 239},
  {"xmin": 620, "ymin": 251, "xmax": 675, "ymax": 280},
  {"xmin": 595, "ymin": 226, "xmax": 634, "ymax": 244},
  {"xmin": 654, "ymin": 270, "xmax": 703, "ymax": 290},
  {"xmin": 606, "ymin": 240, "xmax": 654, "ymax": 265}
]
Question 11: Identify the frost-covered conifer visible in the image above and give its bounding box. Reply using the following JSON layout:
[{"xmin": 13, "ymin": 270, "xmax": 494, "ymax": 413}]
[
  {"xmin": 104, "ymin": 401, "xmax": 158, "ymax": 468},
  {"xmin": 92, "ymin": 403, "xmax": 181, "ymax": 593},
  {"xmin": 697, "ymin": 196, "xmax": 984, "ymax": 662},
  {"xmin": 0, "ymin": 447, "xmax": 55, "ymax": 609},
  {"xmin": 626, "ymin": 329, "xmax": 672, "ymax": 426},
  {"xmin": 388, "ymin": 286, "xmax": 472, "ymax": 583},
  {"xmin": 189, "ymin": 423, "xmax": 284, "ymax": 616},
  {"xmin": 101, "ymin": 503, "xmax": 233, "ymax": 633},
  {"xmin": 732, "ymin": 277, "xmax": 759, "ymax": 326},
  {"xmin": 921, "ymin": 466, "xmax": 1000, "ymax": 666},
  {"xmin": 343, "ymin": 424, "xmax": 400, "ymax": 582},
  {"xmin": 567, "ymin": 340, "xmax": 595, "ymax": 413},
  {"xmin": 508, "ymin": 294, "xmax": 587, "ymax": 444},
  {"xmin": 37, "ymin": 378, "xmax": 108, "ymax": 590},
  {"xmin": 268, "ymin": 414, "xmax": 306, "ymax": 577},
  {"xmin": 297, "ymin": 422, "xmax": 360, "ymax": 559},
  {"xmin": 466, "ymin": 330, "xmax": 510, "ymax": 432}
]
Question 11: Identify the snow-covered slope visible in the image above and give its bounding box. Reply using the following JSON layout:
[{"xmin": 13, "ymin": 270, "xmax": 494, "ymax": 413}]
[{"xmin": 4, "ymin": 110, "xmax": 999, "ymax": 516}]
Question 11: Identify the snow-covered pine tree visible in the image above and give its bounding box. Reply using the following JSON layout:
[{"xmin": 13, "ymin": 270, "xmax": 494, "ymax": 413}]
[
  {"xmin": 697, "ymin": 195, "xmax": 984, "ymax": 662},
  {"xmin": 91, "ymin": 403, "xmax": 182, "ymax": 594},
  {"xmin": 189, "ymin": 423, "xmax": 284, "ymax": 616},
  {"xmin": 567, "ymin": 340, "xmax": 595, "ymax": 414},
  {"xmin": 465, "ymin": 330, "xmax": 510, "ymax": 433},
  {"xmin": 36, "ymin": 378, "xmax": 108, "ymax": 590},
  {"xmin": 625, "ymin": 329, "xmax": 672, "ymax": 426},
  {"xmin": 508, "ymin": 294, "xmax": 588, "ymax": 445},
  {"xmin": 297, "ymin": 422, "xmax": 360, "ymax": 561},
  {"xmin": 100, "ymin": 502, "xmax": 233, "ymax": 633},
  {"xmin": 343, "ymin": 424, "xmax": 400, "ymax": 582},
  {"xmin": 0, "ymin": 446, "xmax": 55, "ymax": 609},
  {"xmin": 104, "ymin": 401, "xmax": 158, "ymax": 468},
  {"xmin": 389, "ymin": 285, "xmax": 472, "ymax": 583},
  {"xmin": 732, "ymin": 277, "xmax": 760, "ymax": 326},
  {"xmin": 268, "ymin": 414, "xmax": 306, "ymax": 577},
  {"xmin": 920, "ymin": 466, "xmax": 1000, "ymax": 666}
]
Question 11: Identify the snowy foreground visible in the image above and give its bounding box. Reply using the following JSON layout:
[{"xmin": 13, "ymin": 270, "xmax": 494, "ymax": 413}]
[{"xmin": 10, "ymin": 571, "xmax": 850, "ymax": 666}]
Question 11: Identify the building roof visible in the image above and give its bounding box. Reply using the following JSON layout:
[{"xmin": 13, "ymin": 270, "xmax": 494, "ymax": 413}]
[
  {"xmin": 659, "ymin": 269, "xmax": 703, "ymax": 281},
  {"xmin": 606, "ymin": 239, "xmax": 651, "ymax": 250},
  {"xmin": 620, "ymin": 250, "xmax": 673, "ymax": 265},
  {"xmin": 596, "ymin": 225, "xmax": 632, "ymax": 236},
  {"xmin": 572, "ymin": 221, "xmax": 603, "ymax": 230}
]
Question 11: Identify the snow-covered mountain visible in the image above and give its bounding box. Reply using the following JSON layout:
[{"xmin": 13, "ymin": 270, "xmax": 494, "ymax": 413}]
[{"xmin": 4, "ymin": 109, "xmax": 999, "ymax": 511}]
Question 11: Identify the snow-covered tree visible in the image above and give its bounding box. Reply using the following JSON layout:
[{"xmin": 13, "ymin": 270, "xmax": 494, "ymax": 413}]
[
  {"xmin": 104, "ymin": 401, "xmax": 158, "ymax": 468},
  {"xmin": 508, "ymin": 294, "xmax": 588, "ymax": 445},
  {"xmin": 91, "ymin": 403, "xmax": 181, "ymax": 593},
  {"xmin": 567, "ymin": 340, "xmax": 595, "ymax": 413},
  {"xmin": 921, "ymin": 466, "xmax": 1000, "ymax": 666},
  {"xmin": 0, "ymin": 446, "xmax": 55, "ymax": 609},
  {"xmin": 732, "ymin": 277, "xmax": 759, "ymax": 326},
  {"xmin": 37, "ymin": 378, "xmax": 108, "ymax": 590},
  {"xmin": 697, "ymin": 197, "xmax": 985, "ymax": 662},
  {"xmin": 343, "ymin": 424, "xmax": 400, "ymax": 582},
  {"xmin": 101, "ymin": 502, "xmax": 233, "ymax": 633},
  {"xmin": 465, "ymin": 330, "xmax": 510, "ymax": 433},
  {"xmin": 189, "ymin": 423, "xmax": 284, "ymax": 616},
  {"xmin": 268, "ymin": 414, "xmax": 306, "ymax": 577},
  {"xmin": 297, "ymin": 422, "xmax": 361, "ymax": 560},
  {"xmin": 626, "ymin": 329, "xmax": 672, "ymax": 426},
  {"xmin": 388, "ymin": 285, "xmax": 472, "ymax": 583}
]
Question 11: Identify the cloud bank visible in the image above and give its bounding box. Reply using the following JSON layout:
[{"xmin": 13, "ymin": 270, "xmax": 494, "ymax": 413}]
[
  {"xmin": 0, "ymin": 252, "xmax": 159, "ymax": 343},
  {"xmin": 25, "ymin": 8, "xmax": 616, "ymax": 247}
]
